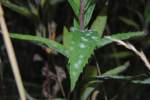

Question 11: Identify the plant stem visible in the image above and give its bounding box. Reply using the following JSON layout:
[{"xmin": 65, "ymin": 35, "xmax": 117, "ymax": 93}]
[
  {"xmin": 57, "ymin": 79, "xmax": 67, "ymax": 100},
  {"xmin": 0, "ymin": 5, "xmax": 26, "ymax": 100},
  {"xmin": 79, "ymin": 0, "xmax": 84, "ymax": 30},
  {"xmin": 93, "ymin": 54, "xmax": 108, "ymax": 100},
  {"xmin": 93, "ymin": 54, "xmax": 101, "ymax": 75}
]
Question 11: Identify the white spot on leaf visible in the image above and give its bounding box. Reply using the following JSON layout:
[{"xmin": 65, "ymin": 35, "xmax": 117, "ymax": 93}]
[
  {"xmin": 88, "ymin": 30, "xmax": 92, "ymax": 32},
  {"xmin": 79, "ymin": 55, "xmax": 84, "ymax": 59},
  {"xmin": 72, "ymin": 72, "xmax": 76, "ymax": 76},
  {"xmin": 91, "ymin": 36, "xmax": 97, "ymax": 40},
  {"xmin": 74, "ymin": 60, "xmax": 82, "ymax": 69},
  {"xmin": 79, "ymin": 43, "xmax": 86, "ymax": 48},
  {"xmin": 81, "ymin": 37, "xmax": 88, "ymax": 42},
  {"xmin": 86, "ymin": 33, "xmax": 91, "ymax": 36},
  {"xmin": 74, "ymin": 63, "xmax": 78, "ymax": 68},
  {"xmin": 81, "ymin": 30, "xmax": 85, "ymax": 33},
  {"xmin": 70, "ymin": 27, "xmax": 78, "ymax": 32}
]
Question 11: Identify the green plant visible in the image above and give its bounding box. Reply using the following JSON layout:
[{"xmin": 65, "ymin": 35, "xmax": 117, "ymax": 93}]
[
  {"xmin": 1, "ymin": 0, "xmax": 64, "ymax": 37},
  {"xmin": 119, "ymin": 0, "xmax": 150, "ymax": 32},
  {"xmin": 1, "ymin": 0, "xmax": 146, "ymax": 99}
]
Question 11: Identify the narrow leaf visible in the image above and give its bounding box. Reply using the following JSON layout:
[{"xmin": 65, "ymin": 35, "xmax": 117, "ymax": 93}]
[
  {"xmin": 67, "ymin": 0, "xmax": 79, "ymax": 16},
  {"xmin": 81, "ymin": 87, "xmax": 94, "ymax": 100},
  {"xmin": 96, "ymin": 75, "xmax": 132, "ymax": 80},
  {"xmin": 11, "ymin": 33, "xmax": 67, "ymax": 56},
  {"xmin": 28, "ymin": 2, "xmax": 39, "ymax": 16},
  {"xmin": 91, "ymin": 16, "xmax": 107, "ymax": 37},
  {"xmin": 40, "ymin": 0, "xmax": 46, "ymax": 7},
  {"xmin": 97, "ymin": 31, "xmax": 145, "ymax": 48},
  {"xmin": 119, "ymin": 17, "xmax": 139, "ymax": 29},
  {"xmin": 84, "ymin": 4, "xmax": 95, "ymax": 27},
  {"xmin": 73, "ymin": 0, "xmax": 80, "ymax": 9},
  {"xmin": 103, "ymin": 62, "xmax": 129, "ymax": 76},
  {"xmin": 109, "ymin": 51, "xmax": 133, "ymax": 59},
  {"xmin": 144, "ymin": 5, "xmax": 150, "ymax": 22},
  {"xmin": 86, "ymin": 75, "xmax": 148, "ymax": 85},
  {"xmin": 133, "ymin": 77, "xmax": 150, "ymax": 84},
  {"xmin": 73, "ymin": 18, "xmax": 80, "ymax": 28},
  {"xmin": 54, "ymin": 98, "xmax": 65, "ymax": 100},
  {"xmin": 1, "ymin": 0, "xmax": 31, "ymax": 17}
]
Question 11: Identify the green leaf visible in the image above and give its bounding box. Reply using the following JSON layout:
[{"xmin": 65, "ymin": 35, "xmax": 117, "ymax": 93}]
[
  {"xmin": 73, "ymin": 18, "xmax": 80, "ymax": 28},
  {"xmin": 144, "ymin": 4, "xmax": 150, "ymax": 22},
  {"xmin": 73, "ymin": 0, "xmax": 80, "ymax": 8},
  {"xmin": 96, "ymin": 75, "xmax": 132, "ymax": 80},
  {"xmin": 97, "ymin": 31, "xmax": 145, "ymax": 48},
  {"xmin": 86, "ymin": 75, "xmax": 150, "ymax": 87},
  {"xmin": 67, "ymin": 0, "xmax": 80, "ymax": 16},
  {"xmin": 40, "ymin": 0, "xmax": 46, "ymax": 7},
  {"xmin": 84, "ymin": 3, "xmax": 95, "ymax": 27},
  {"xmin": 50, "ymin": 0, "xmax": 64, "ymax": 5},
  {"xmin": 65, "ymin": 29, "xmax": 100, "ymax": 91},
  {"xmin": 103, "ymin": 62, "xmax": 129, "ymax": 76},
  {"xmin": 95, "ymin": 75, "xmax": 148, "ymax": 83},
  {"xmin": 91, "ymin": 16, "xmax": 107, "ymax": 37},
  {"xmin": 10, "ymin": 33, "xmax": 67, "ymax": 56},
  {"xmin": 63, "ymin": 27, "xmax": 72, "ymax": 49},
  {"xmin": 109, "ymin": 51, "xmax": 133, "ymax": 59},
  {"xmin": 28, "ymin": 2, "xmax": 39, "ymax": 16},
  {"xmin": 84, "ymin": 66, "xmax": 97, "ymax": 78},
  {"xmin": 83, "ymin": 0, "xmax": 96, "ymax": 27},
  {"xmin": 84, "ymin": 0, "xmax": 93, "ymax": 10},
  {"xmin": 119, "ymin": 17, "xmax": 140, "ymax": 29},
  {"xmin": 54, "ymin": 98, "xmax": 65, "ymax": 100},
  {"xmin": 80, "ymin": 79, "xmax": 98, "ymax": 100},
  {"xmin": 133, "ymin": 77, "xmax": 150, "ymax": 84},
  {"xmin": 0, "ymin": 0, "xmax": 31, "ymax": 17},
  {"xmin": 81, "ymin": 87, "xmax": 94, "ymax": 100}
]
